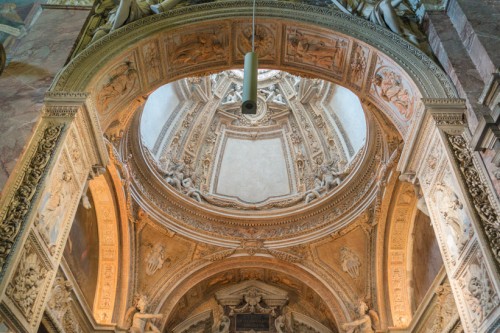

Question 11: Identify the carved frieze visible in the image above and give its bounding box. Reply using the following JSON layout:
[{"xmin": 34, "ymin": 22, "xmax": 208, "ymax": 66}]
[{"xmin": 0, "ymin": 124, "xmax": 64, "ymax": 274}]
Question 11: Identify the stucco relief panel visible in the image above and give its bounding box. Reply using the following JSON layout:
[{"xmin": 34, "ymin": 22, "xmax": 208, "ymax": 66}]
[
  {"xmin": 346, "ymin": 42, "xmax": 370, "ymax": 92},
  {"xmin": 311, "ymin": 226, "xmax": 368, "ymax": 297},
  {"xmin": 137, "ymin": 221, "xmax": 196, "ymax": 295},
  {"xmin": 367, "ymin": 55, "xmax": 418, "ymax": 136},
  {"xmin": 6, "ymin": 236, "xmax": 51, "ymax": 327},
  {"xmin": 429, "ymin": 168, "xmax": 473, "ymax": 264},
  {"xmin": 34, "ymin": 153, "xmax": 79, "ymax": 256},
  {"xmin": 165, "ymin": 24, "xmax": 229, "ymax": 78},
  {"xmin": 283, "ymin": 26, "xmax": 349, "ymax": 79},
  {"xmin": 232, "ymin": 21, "xmax": 279, "ymax": 65},
  {"xmin": 139, "ymin": 39, "xmax": 164, "ymax": 86},
  {"xmin": 456, "ymin": 247, "xmax": 499, "ymax": 332},
  {"xmin": 94, "ymin": 54, "xmax": 141, "ymax": 118}
]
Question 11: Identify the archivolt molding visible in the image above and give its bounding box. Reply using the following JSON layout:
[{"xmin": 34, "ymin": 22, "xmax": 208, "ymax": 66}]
[
  {"xmin": 148, "ymin": 256, "xmax": 349, "ymax": 332},
  {"xmin": 52, "ymin": 1, "xmax": 456, "ymax": 98}
]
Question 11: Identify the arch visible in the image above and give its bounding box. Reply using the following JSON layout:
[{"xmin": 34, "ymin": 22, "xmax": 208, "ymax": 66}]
[
  {"xmin": 50, "ymin": 1, "xmax": 457, "ymax": 138},
  {"xmin": 42, "ymin": 2, "xmax": 463, "ymax": 331},
  {"xmin": 150, "ymin": 256, "xmax": 354, "ymax": 331}
]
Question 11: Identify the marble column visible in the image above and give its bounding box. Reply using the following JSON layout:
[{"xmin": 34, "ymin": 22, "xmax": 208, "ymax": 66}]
[
  {"xmin": 0, "ymin": 92, "xmax": 108, "ymax": 332},
  {"xmin": 412, "ymin": 99, "xmax": 500, "ymax": 333}
]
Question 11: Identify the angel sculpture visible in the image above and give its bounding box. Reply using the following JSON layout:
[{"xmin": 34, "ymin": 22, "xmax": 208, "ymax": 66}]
[
  {"xmin": 341, "ymin": 301, "xmax": 379, "ymax": 333},
  {"xmin": 124, "ymin": 296, "xmax": 163, "ymax": 333},
  {"xmin": 164, "ymin": 161, "xmax": 185, "ymax": 191}
]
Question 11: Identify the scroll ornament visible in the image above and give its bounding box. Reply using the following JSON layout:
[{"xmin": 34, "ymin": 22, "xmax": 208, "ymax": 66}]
[
  {"xmin": 0, "ymin": 125, "xmax": 64, "ymax": 273},
  {"xmin": 448, "ymin": 134, "xmax": 500, "ymax": 265}
]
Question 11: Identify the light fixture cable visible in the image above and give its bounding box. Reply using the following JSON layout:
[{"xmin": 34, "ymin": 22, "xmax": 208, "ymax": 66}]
[{"xmin": 241, "ymin": 0, "xmax": 259, "ymax": 114}]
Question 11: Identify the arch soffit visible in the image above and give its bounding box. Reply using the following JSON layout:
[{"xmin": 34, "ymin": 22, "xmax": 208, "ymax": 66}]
[{"xmin": 51, "ymin": 1, "xmax": 458, "ymax": 139}]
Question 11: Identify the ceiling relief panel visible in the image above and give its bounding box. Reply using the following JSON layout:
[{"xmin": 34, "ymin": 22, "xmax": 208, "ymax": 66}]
[
  {"xmin": 165, "ymin": 24, "xmax": 230, "ymax": 79},
  {"xmin": 233, "ymin": 21, "xmax": 280, "ymax": 66},
  {"xmin": 283, "ymin": 26, "xmax": 350, "ymax": 80},
  {"xmin": 94, "ymin": 54, "xmax": 142, "ymax": 119},
  {"xmin": 312, "ymin": 226, "xmax": 370, "ymax": 297},
  {"xmin": 367, "ymin": 54, "xmax": 420, "ymax": 137},
  {"xmin": 136, "ymin": 220, "xmax": 196, "ymax": 296}
]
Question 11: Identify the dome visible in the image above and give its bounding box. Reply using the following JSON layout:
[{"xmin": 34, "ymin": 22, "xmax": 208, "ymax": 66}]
[{"xmin": 139, "ymin": 70, "xmax": 366, "ymax": 210}]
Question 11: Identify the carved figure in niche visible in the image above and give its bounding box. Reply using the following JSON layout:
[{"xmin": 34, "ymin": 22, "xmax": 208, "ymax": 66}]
[
  {"xmin": 37, "ymin": 171, "xmax": 72, "ymax": 247},
  {"xmin": 222, "ymin": 83, "xmax": 242, "ymax": 104},
  {"xmin": 173, "ymin": 32, "xmax": 224, "ymax": 65},
  {"xmin": 182, "ymin": 176, "xmax": 202, "ymax": 202},
  {"xmin": 331, "ymin": 0, "xmax": 419, "ymax": 46},
  {"xmin": 164, "ymin": 161, "xmax": 185, "ymax": 190},
  {"xmin": 146, "ymin": 243, "xmax": 170, "ymax": 276},
  {"xmin": 340, "ymin": 247, "xmax": 361, "ymax": 278},
  {"xmin": 341, "ymin": 301, "xmax": 379, "ymax": 333},
  {"xmin": 260, "ymin": 84, "xmax": 286, "ymax": 104},
  {"xmin": 98, "ymin": 61, "xmax": 138, "ymax": 111},
  {"xmin": 125, "ymin": 296, "xmax": 163, "ymax": 333},
  {"xmin": 373, "ymin": 69, "xmax": 411, "ymax": 118}
]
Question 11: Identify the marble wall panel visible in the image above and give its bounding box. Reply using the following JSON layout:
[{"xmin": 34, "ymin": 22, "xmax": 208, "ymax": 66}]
[{"xmin": 0, "ymin": 8, "xmax": 89, "ymax": 190}]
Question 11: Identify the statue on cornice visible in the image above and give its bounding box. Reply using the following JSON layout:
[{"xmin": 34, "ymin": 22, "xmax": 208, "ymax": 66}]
[
  {"xmin": 124, "ymin": 296, "xmax": 163, "ymax": 333},
  {"xmin": 91, "ymin": 0, "xmax": 181, "ymax": 42},
  {"xmin": 330, "ymin": 0, "xmax": 420, "ymax": 46},
  {"xmin": 164, "ymin": 161, "xmax": 185, "ymax": 191},
  {"xmin": 341, "ymin": 301, "xmax": 379, "ymax": 333}
]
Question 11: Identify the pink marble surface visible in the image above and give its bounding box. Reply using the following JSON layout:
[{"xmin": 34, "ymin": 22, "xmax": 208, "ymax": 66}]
[{"xmin": 0, "ymin": 8, "xmax": 89, "ymax": 193}]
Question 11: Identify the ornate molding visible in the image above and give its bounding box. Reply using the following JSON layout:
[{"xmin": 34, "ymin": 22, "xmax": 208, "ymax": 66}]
[
  {"xmin": 0, "ymin": 124, "xmax": 64, "ymax": 274},
  {"xmin": 447, "ymin": 134, "xmax": 500, "ymax": 266}
]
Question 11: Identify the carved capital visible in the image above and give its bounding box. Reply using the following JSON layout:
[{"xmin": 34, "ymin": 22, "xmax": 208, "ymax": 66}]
[
  {"xmin": 423, "ymin": 99, "xmax": 467, "ymax": 134},
  {"xmin": 43, "ymin": 92, "xmax": 90, "ymax": 118}
]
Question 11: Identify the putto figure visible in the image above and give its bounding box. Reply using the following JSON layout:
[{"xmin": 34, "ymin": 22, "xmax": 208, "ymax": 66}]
[
  {"xmin": 125, "ymin": 295, "xmax": 163, "ymax": 333},
  {"xmin": 341, "ymin": 300, "xmax": 379, "ymax": 333}
]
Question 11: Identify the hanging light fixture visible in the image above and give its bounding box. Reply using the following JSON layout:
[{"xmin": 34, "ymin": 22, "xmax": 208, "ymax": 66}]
[{"xmin": 241, "ymin": 0, "xmax": 258, "ymax": 114}]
